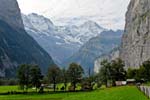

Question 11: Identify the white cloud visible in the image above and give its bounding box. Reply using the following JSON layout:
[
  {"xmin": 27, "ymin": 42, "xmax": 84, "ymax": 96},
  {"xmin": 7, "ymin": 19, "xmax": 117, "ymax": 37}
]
[
  {"xmin": 17, "ymin": 0, "xmax": 130, "ymax": 30},
  {"xmin": 17, "ymin": 0, "xmax": 51, "ymax": 14}
]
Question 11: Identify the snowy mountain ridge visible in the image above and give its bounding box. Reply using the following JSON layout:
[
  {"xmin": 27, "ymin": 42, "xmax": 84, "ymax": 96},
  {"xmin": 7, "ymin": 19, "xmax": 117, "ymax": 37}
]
[
  {"xmin": 23, "ymin": 13, "xmax": 105, "ymax": 46},
  {"xmin": 22, "ymin": 13, "xmax": 105, "ymax": 64}
]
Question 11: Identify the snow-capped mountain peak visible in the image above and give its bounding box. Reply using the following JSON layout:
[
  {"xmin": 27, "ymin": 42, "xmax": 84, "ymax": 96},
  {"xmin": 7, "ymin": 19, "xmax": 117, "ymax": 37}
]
[
  {"xmin": 80, "ymin": 20, "xmax": 102, "ymax": 29},
  {"xmin": 23, "ymin": 13, "xmax": 105, "ymax": 46},
  {"xmin": 22, "ymin": 13, "xmax": 55, "ymax": 35},
  {"xmin": 22, "ymin": 13, "xmax": 106, "ymax": 64}
]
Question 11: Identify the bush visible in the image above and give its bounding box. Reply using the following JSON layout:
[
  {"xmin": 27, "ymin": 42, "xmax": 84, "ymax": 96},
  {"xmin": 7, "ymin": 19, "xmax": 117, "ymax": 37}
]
[
  {"xmin": 68, "ymin": 85, "xmax": 76, "ymax": 92},
  {"xmin": 81, "ymin": 81, "xmax": 93, "ymax": 91},
  {"xmin": 0, "ymin": 79, "xmax": 18, "ymax": 86}
]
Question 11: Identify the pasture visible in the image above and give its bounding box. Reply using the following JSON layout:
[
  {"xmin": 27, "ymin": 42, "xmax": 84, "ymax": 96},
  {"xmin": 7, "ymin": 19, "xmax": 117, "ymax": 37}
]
[{"xmin": 0, "ymin": 86, "xmax": 148, "ymax": 100}]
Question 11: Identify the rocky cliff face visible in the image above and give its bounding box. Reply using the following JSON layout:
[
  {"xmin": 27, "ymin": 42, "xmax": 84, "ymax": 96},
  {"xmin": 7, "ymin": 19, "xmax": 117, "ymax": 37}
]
[
  {"xmin": 0, "ymin": 0, "xmax": 24, "ymax": 29},
  {"xmin": 94, "ymin": 47, "xmax": 120, "ymax": 73},
  {"xmin": 0, "ymin": 0, "xmax": 55, "ymax": 77},
  {"xmin": 120, "ymin": 0, "xmax": 150, "ymax": 69}
]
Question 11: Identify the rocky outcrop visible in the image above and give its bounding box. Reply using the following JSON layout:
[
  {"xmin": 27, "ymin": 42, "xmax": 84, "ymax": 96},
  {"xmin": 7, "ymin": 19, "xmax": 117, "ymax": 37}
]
[
  {"xmin": 120, "ymin": 0, "xmax": 150, "ymax": 69},
  {"xmin": 0, "ymin": 0, "xmax": 24, "ymax": 29},
  {"xmin": 0, "ymin": 0, "xmax": 55, "ymax": 77},
  {"xmin": 94, "ymin": 47, "xmax": 120, "ymax": 73}
]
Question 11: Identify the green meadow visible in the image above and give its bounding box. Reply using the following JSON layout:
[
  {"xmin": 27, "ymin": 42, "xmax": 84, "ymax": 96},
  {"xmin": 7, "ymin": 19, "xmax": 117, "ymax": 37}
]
[{"xmin": 0, "ymin": 86, "xmax": 148, "ymax": 100}]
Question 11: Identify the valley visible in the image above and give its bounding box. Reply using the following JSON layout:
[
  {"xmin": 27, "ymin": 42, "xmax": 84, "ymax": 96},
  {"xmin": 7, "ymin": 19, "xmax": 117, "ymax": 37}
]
[{"xmin": 0, "ymin": 0, "xmax": 150, "ymax": 100}]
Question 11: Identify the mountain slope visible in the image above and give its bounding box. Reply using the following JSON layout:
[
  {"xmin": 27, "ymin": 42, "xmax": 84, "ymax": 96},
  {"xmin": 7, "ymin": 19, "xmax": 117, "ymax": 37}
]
[
  {"xmin": 0, "ymin": 0, "xmax": 55, "ymax": 77},
  {"xmin": 120, "ymin": 0, "xmax": 150, "ymax": 68},
  {"xmin": 22, "ymin": 13, "xmax": 105, "ymax": 64},
  {"xmin": 0, "ymin": 0, "xmax": 24, "ymax": 29},
  {"xmin": 63, "ymin": 30, "xmax": 123, "ymax": 73},
  {"xmin": 94, "ymin": 47, "xmax": 120, "ymax": 73}
]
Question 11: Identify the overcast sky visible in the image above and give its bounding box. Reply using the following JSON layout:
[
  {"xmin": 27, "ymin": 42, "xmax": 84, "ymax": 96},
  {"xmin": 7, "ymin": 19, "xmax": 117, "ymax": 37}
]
[{"xmin": 17, "ymin": 0, "xmax": 130, "ymax": 30}]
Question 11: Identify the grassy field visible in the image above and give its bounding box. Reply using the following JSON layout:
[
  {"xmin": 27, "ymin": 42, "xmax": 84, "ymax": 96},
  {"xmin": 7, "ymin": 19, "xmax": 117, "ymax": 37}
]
[
  {"xmin": 0, "ymin": 85, "xmax": 47, "ymax": 93},
  {"xmin": 0, "ymin": 84, "xmax": 73, "ymax": 93},
  {"xmin": 0, "ymin": 86, "xmax": 148, "ymax": 100}
]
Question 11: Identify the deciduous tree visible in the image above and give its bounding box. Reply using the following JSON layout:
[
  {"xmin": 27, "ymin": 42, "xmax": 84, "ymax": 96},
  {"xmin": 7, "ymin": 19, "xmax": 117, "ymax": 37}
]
[
  {"xmin": 17, "ymin": 64, "xmax": 30, "ymax": 92},
  {"xmin": 47, "ymin": 65, "xmax": 61, "ymax": 92},
  {"xmin": 30, "ymin": 65, "xmax": 43, "ymax": 92},
  {"xmin": 67, "ymin": 63, "xmax": 84, "ymax": 91}
]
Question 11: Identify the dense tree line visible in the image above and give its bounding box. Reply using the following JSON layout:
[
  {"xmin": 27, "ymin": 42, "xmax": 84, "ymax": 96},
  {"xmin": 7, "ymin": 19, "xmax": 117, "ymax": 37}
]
[
  {"xmin": 98, "ymin": 58, "xmax": 126, "ymax": 87},
  {"xmin": 17, "ymin": 63, "xmax": 85, "ymax": 92},
  {"xmin": 98, "ymin": 58, "xmax": 150, "ymax": 87},
  {"xmin": 17, "ymin": 64, "xmax": 43, "ymax": 92},
  {"xmin": 127, "ymin": 60, "xmax": 150, "ymax": 82},
  {"xmin": 11, "ymin": 58, "xmax": 150, "ymax": 93}
]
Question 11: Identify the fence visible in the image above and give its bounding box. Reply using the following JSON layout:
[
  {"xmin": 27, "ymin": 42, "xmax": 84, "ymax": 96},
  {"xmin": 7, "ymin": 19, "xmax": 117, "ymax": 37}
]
[{"xmin": 137, "ymin": 86, "xmax": 150, "ymax": 98}]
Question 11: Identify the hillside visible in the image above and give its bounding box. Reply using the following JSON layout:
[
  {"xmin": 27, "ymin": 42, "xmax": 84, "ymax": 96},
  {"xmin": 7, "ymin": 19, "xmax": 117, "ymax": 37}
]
[
  {"xmin": 0, "ymin": 0, "xmax": 55, "ymax": 77},
  {"xmin": 63, "ymin": 30, "xmax": 123, "ymax": 73}
]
